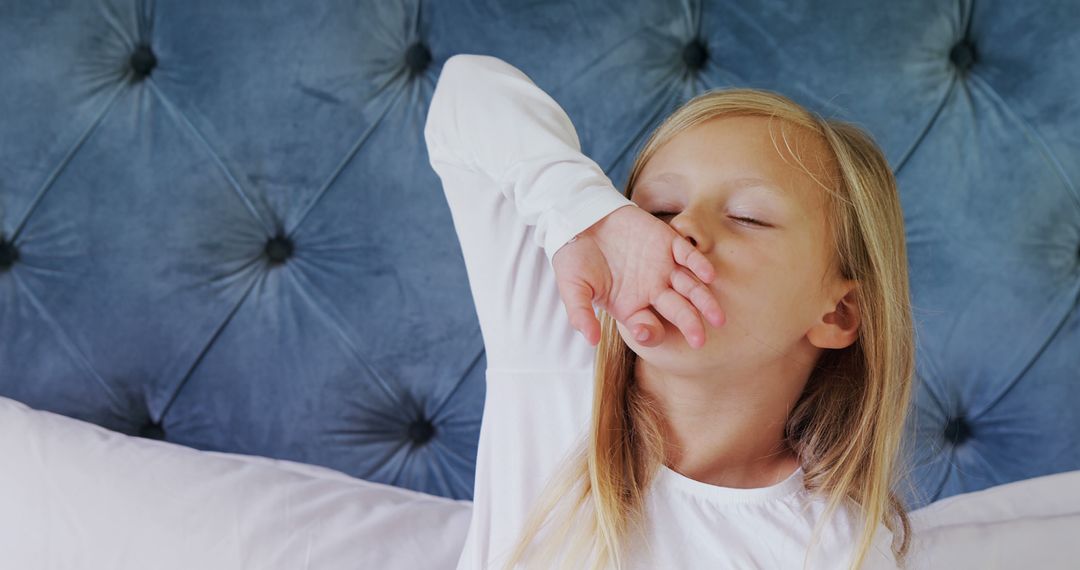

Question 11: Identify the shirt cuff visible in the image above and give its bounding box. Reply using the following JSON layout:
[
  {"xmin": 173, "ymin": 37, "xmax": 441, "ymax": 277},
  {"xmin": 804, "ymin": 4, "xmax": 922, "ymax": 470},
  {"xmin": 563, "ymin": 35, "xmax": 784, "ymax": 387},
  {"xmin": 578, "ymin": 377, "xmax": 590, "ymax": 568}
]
[{"xmin": 542, "ymin": 189, "xmax": 639, "ymax": 265}]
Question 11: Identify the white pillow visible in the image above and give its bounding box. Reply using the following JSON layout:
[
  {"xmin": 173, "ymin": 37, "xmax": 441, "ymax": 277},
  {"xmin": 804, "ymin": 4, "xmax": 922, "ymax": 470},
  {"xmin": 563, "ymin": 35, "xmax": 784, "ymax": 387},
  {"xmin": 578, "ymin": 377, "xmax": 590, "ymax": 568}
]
[
  {"xmin": 904, "ymin": 465, "xmax": 1080, "ymax": 568},
  {"xmin": 0, "ymin": 395, "xmax": 472, "ymax": 570},
  {"xmin": 4, "ymin": 394, "xmax": 1079, "ymax": 569}
]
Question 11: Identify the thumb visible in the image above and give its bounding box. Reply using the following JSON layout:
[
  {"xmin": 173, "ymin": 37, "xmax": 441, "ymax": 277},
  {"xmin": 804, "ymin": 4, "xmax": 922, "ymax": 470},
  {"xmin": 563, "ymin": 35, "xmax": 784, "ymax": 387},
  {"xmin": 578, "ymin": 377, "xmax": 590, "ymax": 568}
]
[
  {"xmin": 624, "ymin": 307, "xmax": 665, "ymax": 347},
  {"xmin": 558, "ymin": 279, "xmax": 602, "ymax": 346}
]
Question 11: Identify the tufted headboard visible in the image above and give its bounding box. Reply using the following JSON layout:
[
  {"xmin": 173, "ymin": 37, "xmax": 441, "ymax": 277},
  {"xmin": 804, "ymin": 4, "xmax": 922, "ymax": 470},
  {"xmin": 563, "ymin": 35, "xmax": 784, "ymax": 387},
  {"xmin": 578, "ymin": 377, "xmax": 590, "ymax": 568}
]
[{"xmin": 1, "ymin": 0, "xmax": 1077, "ymax": 510}]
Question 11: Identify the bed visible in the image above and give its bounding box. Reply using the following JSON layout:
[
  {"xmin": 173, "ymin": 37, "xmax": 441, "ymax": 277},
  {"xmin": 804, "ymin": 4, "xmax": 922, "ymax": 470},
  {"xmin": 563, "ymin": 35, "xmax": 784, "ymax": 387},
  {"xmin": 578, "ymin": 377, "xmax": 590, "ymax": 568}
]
[{"xmin": 1, "ymin": 0, "xmax": 1077, "ymax": 568}]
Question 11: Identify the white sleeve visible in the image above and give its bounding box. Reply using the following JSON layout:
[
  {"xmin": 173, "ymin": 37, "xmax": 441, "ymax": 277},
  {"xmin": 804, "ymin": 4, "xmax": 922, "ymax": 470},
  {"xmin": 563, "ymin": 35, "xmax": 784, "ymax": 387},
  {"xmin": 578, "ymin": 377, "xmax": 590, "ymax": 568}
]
[{"xmin": 423, "ymin": 54, "xmax": 638, "ymax": 372}]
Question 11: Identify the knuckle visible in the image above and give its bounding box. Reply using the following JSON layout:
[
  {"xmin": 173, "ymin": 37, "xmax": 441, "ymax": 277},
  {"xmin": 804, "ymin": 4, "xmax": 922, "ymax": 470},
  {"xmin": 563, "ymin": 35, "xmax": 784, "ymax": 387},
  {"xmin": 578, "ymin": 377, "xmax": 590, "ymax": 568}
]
[
  {"xmin": 671, "ymin": 266, "xmax": 690, "ymax": 286},
  {"xmin": 677, "ymin": 300, "xmax": 695, "ymax": 321},
  {"xmin": 685, "ymin": 275, "xmax": 703, "ymax": 293}
]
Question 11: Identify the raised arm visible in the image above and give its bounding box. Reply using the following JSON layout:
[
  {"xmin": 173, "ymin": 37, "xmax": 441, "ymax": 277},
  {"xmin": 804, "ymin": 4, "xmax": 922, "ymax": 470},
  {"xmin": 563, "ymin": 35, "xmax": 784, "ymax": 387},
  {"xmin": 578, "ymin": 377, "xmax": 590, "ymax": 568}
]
[{"xmin": 423, "ymin": 54, "xmax": 637, "ymax": 372}]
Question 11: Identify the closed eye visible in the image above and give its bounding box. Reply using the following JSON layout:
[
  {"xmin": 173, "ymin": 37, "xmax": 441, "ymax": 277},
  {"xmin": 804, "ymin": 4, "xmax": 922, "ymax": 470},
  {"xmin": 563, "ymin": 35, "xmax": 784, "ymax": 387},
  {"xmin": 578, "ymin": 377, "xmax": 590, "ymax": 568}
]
[
  {"xmin": 731, "ymin": 215, "xmax": 767, "ymax": 227},
  {"xmin": 650, "ymin": 211, "xmax": 767, "ymax": 227}
]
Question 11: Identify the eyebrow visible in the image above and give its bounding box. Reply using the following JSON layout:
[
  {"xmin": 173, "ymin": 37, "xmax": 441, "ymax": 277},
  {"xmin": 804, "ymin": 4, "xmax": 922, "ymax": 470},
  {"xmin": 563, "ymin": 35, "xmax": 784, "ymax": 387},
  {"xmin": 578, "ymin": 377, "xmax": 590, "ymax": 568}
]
[{"xmin": 637, "ymin": 172, "xmax": 788, "ymax": 198}]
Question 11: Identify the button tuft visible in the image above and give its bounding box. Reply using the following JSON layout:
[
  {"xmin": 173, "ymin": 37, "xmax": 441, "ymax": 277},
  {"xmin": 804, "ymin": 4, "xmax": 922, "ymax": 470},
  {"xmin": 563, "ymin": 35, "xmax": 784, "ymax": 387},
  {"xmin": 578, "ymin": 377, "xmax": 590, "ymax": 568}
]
[
  {"xmin": 138, "ymin": 422, "xmax": 166, "ymax": 440},
  {"xmin": 682, "ymin": 39, "xmax": 708, "ymax": 70},
  {"xmin": 130, "ymin": 43, "xmax": 157, "ymax": 79},
  {"xmin": 943, "ymin": 416, "xmax": 971, "ymax": 445},
  {"xmin": 407, "ymin": 418, "xmax": 436, "ymax": 445},
  {"xmin": 265, "ymin": 233, "xmax": 294, "ymax": 264},
  {"xmin": 0, "ymin": 236, "xmax": 18, "ymax": 270},
  {"xmin": 405, "ymin": 42, "xmax": 431, "ymax": 73},
  {"xmin": 949, "ymin": 39, "xmax": 976, "ymax": 71}
]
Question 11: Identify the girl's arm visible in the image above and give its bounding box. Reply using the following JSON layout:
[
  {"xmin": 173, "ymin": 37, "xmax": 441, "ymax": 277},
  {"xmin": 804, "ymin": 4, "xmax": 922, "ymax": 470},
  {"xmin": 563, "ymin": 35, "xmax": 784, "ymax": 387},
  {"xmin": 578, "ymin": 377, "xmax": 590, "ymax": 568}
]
[{"xmin": 424, "ymin": 54, "xmax": 637, "ymax": 372}]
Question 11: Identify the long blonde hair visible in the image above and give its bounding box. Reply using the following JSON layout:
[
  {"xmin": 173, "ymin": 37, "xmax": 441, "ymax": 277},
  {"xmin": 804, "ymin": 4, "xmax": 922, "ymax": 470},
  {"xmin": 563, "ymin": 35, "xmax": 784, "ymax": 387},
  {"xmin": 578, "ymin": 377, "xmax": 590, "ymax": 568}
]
[{"xmin": 500, "ymin": 87, "xmax": 918, "ymax": 570}]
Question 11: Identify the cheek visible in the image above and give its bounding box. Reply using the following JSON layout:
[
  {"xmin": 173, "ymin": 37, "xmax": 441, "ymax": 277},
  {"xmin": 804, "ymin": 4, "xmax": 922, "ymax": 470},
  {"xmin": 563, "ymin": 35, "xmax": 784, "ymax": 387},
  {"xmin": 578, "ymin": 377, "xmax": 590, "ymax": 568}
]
[
  {"xmin": 771, "ymin": 257, "xmax": 823, "ymax": 322},
  {"xmin": 726, "ymin": 252, "xmax": 807, "ymax": 317}
]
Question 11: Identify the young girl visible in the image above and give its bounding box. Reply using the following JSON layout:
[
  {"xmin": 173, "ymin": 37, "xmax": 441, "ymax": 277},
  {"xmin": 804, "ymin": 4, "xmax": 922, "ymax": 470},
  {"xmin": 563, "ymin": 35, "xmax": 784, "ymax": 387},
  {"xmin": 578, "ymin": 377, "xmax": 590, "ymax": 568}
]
[{"xmin": 425, "ymin": 54, "xmax": 915, "ymax": 570}]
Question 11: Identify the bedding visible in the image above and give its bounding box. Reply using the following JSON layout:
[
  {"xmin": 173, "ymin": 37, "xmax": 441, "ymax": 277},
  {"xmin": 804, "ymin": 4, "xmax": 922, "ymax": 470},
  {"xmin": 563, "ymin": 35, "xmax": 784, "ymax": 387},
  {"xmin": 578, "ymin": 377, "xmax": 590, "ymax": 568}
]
[
  {"xmin": 0, "ymin": 395, "xmax": 472, "ymax": 570},
  {"xmin": 2, "ymin": 393, "xmax": 1077, "ymax": 569},
  {"xmin": 902, "ymin": 467, "xmax": 1080, "ymax": 568}
]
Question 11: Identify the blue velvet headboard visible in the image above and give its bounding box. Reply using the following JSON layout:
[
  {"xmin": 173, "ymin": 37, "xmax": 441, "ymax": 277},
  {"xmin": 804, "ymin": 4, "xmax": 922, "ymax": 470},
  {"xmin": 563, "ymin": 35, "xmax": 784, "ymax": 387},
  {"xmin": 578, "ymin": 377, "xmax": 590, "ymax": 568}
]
[{"xmin": 2, "ymin": 0, "xmax": 1077, "ymax": 510}]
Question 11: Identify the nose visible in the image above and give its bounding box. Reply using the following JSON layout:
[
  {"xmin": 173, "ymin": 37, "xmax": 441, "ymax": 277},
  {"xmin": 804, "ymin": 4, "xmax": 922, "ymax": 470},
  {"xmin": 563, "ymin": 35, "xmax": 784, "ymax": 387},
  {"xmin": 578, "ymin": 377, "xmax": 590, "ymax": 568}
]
[{"xmin": 668, "ymin": 210, "xmax": 714, "ymax": 255}]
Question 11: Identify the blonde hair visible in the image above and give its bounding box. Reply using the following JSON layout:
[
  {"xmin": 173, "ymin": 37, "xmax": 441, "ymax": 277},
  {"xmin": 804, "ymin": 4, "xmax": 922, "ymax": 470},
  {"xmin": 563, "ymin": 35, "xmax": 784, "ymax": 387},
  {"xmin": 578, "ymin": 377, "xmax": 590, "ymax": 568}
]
[{"xmin": 499, "ymin": 87, "xmax": 918, "ymax": 570}]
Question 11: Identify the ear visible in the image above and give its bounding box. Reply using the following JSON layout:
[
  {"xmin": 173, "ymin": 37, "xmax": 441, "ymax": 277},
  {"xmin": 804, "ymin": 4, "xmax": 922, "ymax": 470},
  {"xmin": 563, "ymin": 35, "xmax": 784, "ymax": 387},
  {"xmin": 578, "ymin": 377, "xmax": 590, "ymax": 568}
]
[{"xmin": 807, "ymin": 280, "xmax": 860, "ymax": 350}]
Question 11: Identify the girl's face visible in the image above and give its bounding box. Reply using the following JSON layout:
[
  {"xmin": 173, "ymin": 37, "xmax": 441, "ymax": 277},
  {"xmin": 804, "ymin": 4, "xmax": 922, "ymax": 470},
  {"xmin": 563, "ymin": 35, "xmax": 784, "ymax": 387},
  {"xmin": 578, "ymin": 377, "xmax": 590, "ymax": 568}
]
[{"xmin": 623, "ymin": 115, "xmax": 859, "ymax": 378}]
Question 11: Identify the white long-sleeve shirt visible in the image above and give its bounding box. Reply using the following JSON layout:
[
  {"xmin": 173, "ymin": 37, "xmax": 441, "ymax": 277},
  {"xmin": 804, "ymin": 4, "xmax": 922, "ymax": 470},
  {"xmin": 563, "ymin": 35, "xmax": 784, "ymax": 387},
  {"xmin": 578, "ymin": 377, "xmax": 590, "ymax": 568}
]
[{"xmin": 424, "ymin": 54, "xmax": 898, "ymax": 570}]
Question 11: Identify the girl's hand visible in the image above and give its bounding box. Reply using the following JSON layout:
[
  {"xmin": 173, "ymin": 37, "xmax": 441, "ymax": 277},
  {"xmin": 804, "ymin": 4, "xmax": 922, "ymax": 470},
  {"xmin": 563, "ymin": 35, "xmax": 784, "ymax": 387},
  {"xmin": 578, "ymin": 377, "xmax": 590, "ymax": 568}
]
[{"xmin": 551, "ymin": 204, "xmax": 726, "ymax": 349}]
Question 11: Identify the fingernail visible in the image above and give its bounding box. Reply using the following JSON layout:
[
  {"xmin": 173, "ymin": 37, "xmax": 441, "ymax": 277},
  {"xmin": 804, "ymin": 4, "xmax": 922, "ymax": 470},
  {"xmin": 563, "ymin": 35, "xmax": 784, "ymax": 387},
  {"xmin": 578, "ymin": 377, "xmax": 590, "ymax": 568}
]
[{"xmin": 636, "ymin": 328, "xmax": 650, "ymax": 342}]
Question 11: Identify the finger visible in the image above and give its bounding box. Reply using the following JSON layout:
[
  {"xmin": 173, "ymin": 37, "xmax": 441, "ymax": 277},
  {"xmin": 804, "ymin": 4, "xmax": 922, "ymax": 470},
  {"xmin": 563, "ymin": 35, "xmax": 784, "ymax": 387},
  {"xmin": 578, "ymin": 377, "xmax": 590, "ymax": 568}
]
[
  {"xmin": 623, "ymin": 307, "xmax": 665, "ymax": 347},
  {"xmin": 557, "ymin": 279, "xmax": 601, "ymax": 346},
  {"xmin": 670, "ymin": 266, "xmax": 726, "ymax": 328},
  {"xmin": 652, "ymin": 287, "xmax": 707, "ymax": 349},
  {"xmin": 672, "ymin": 235, "xmax": 716, "ymax": 284}
]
